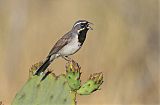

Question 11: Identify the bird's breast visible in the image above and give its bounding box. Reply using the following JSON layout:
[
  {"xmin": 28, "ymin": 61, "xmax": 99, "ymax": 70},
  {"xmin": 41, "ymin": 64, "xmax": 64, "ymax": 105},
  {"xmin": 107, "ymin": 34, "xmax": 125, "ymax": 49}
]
[{"xmin": 58, "ymin": 36, "xmax": 81, "ymax": 56}]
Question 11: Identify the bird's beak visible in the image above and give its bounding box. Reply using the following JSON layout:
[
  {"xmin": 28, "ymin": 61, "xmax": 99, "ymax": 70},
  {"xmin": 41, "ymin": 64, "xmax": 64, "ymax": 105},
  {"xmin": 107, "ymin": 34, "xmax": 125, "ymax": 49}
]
[{"xmin": 87, "ymin": 22, "xmax": 93, "ymax": 30}]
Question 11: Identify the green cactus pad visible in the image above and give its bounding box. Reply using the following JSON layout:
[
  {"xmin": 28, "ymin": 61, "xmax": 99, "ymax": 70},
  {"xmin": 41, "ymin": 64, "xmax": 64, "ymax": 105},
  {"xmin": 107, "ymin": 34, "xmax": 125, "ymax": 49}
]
[
  {"xmin": 77, "ymin": 72, "xmax": 103, "ymax": 95},
  {"xmin": 12, "ymin": 63, "xmax": 76, "ymax": 105},
  {"xmin": 66, "ymin": 60, "xmax": 81, "ymax": 91}
]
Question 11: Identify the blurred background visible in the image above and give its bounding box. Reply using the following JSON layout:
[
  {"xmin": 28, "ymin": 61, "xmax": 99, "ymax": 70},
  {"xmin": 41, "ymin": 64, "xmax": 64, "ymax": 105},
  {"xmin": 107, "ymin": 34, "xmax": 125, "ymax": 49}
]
[{"xmin": 0, "ymin": 0, "xmax": 159, "ymax": 105}]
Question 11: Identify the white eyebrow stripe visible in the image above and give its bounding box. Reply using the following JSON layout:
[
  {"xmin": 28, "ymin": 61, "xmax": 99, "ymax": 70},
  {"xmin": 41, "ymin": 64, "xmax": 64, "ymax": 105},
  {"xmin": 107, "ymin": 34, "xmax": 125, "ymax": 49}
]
[{"xmin": 73, "ymin": 21, "xmax": 87, "ymax": 27}]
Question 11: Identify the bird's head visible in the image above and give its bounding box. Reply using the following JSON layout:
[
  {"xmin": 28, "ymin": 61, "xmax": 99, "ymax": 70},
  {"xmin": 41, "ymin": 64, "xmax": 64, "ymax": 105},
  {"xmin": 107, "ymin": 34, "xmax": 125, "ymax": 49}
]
[{"xmin": 72, "ymin": 20, "xmax": 93, "ymax": 33}]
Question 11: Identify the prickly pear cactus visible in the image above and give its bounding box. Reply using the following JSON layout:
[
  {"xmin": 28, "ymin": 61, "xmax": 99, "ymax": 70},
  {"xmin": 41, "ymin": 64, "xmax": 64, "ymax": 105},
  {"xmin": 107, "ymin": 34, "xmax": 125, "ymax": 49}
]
[{"xmin": 12, "ymin": 60, "xmax": 103, "ymax": 105}]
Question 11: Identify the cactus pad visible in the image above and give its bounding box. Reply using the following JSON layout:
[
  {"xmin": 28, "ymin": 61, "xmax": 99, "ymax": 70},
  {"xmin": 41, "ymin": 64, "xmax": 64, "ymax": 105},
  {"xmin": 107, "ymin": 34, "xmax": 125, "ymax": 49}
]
[
  {"xmin": 77, "ymin": 72, "xmax": 103, "ymax": 95},
  {"xmin": 66, "ymin": 60, "xmax": 81, "ymax": 91}
]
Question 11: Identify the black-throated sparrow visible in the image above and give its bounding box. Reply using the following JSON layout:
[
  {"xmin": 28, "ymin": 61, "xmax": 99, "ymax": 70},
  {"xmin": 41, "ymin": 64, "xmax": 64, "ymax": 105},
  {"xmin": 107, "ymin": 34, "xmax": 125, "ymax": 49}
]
[{"xmin": 34, "ymin": 20, "xmax": 93, "ymax": 75}]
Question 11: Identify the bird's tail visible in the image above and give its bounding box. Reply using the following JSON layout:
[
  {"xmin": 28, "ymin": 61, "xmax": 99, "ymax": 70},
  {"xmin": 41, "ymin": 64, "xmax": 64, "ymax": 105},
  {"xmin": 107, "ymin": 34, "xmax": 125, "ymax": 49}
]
[{"xmin": 34, "ymin": 55, "xmax": 55, "ymax": 76}]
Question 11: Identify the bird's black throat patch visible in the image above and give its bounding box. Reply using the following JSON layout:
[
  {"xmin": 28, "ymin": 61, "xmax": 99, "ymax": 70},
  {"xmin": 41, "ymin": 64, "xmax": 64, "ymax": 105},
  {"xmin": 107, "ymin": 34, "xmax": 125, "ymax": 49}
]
[{"xmin": 78, "ymin": 29, "xmax": 88, "ymax": 46}]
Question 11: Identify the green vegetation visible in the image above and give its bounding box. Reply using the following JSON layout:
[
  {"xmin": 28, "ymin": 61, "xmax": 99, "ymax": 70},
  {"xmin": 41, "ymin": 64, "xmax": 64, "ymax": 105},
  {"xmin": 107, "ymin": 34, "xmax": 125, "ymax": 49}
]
[{"xmin": 12, "ymin": 60, "xmax": 103, "ymax": 105}]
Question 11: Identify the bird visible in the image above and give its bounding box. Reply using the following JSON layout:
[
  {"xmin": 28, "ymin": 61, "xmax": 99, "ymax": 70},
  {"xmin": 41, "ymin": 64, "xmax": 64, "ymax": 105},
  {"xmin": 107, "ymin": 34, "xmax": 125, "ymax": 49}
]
[{"xmin": 34, "ymin": 20, "xmax": 93, "ymax": 75}]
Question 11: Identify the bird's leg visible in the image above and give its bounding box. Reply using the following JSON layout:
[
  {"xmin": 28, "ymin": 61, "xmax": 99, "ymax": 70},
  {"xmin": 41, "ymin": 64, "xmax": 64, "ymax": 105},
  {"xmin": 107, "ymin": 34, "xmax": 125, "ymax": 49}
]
[{"xmin": 62, "ymin": 56, "xmax": 72, "ymax": 62}]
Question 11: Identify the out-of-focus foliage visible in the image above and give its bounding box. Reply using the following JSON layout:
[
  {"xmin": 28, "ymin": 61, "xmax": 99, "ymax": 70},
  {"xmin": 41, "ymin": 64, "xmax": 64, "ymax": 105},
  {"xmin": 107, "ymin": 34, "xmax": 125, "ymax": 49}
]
[{"xmin": 0, "ymin": 0, "xmax": 159, "ymax": 105}]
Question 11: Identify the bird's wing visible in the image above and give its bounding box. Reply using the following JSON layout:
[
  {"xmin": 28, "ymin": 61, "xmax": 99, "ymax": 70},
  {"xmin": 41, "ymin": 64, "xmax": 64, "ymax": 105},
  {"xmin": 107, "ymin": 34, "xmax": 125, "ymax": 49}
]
[{"xmin": 48, "ymin": 32, "xmax": 72, "ymax": 57}]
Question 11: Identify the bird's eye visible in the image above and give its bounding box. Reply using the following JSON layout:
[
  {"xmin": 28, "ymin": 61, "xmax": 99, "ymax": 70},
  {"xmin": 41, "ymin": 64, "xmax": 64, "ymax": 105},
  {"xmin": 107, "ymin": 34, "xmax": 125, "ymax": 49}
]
[{"xmin": 81, "ymin": 24, "xmax": 85, "ymax": 27}]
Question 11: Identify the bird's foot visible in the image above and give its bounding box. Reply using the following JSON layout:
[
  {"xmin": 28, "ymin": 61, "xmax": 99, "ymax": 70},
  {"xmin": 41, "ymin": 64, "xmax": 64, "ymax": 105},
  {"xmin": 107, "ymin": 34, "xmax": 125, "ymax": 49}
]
[{"xmin": 62, "ymin": 56, "xmax": 73, "ymax": 62}]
